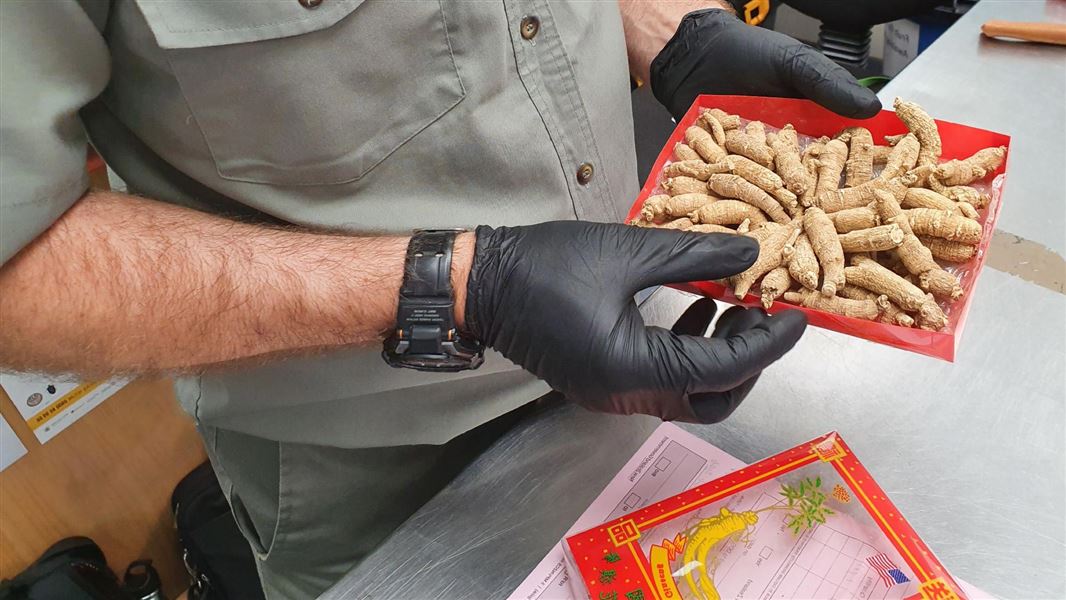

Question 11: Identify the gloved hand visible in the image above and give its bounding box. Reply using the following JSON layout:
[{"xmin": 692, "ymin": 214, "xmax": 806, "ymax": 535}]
[
  {"xmin": 465, "ymin": 221, "xmax": 807, "ymax": 423},
  {"xmin": 650, "ymin": 8, "xmax": 881, "ymax": 121}
]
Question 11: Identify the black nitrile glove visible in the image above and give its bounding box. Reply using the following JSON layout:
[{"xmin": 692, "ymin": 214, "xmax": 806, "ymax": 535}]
[
  {"xmin": 465, "ymin": 221, "xmax": 807, "ymax": 423},
  {"xmin": 667, "ymin": 298, "xmax": 777, "ymax": 422},
  {"xmin": 650, "ymin": 9, "xmax": 882, "ymax": 121}
]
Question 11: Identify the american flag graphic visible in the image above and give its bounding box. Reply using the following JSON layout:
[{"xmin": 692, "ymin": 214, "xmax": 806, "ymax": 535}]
[{"xmin": 867, "ymin": 553, "xmax": 911, "ymax": 587}]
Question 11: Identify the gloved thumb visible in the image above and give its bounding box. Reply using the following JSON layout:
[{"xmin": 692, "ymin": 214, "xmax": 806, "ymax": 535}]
[
  {"xmin": 629, "ymin": 228, "xmax": 759, "ymax": 290},
  {"xmin": 779, "ymin": 44, "xmax": 881, "ymax": 118}
]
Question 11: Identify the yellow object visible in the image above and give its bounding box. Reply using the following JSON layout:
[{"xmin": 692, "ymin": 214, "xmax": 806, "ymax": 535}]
[
  {"xmin": 742, "ymin": 0, "xmax": 771, "ymax": 27},
  {"xmin": 649, "ymin": 544, "xmax": 684, "ymax": 600},
  {"xmin": 681, "ymin": 508, "xmax": 760, "ymax": 600}
]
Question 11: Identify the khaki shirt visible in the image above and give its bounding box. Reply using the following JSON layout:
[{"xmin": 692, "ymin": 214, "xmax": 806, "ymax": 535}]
[{"xmin": 0, "ymin": 0, "xmax": 639, "ymax": 447}]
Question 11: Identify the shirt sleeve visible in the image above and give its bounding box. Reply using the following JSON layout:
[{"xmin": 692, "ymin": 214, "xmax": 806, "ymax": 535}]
[{"xmin": 0, "ymin": 1, "xmax": 109, "ymax": 265}]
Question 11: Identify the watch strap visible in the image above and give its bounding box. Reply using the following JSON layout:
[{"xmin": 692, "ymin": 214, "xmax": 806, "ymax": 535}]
[
  {"xmin": 385, "ymin": 229, "xmax": 483, "ymax": 371},
  {"xmin": 396, "ymin": 231, "xmax": 459, "ymax": 356},
  {"xmin": 402, "ymin": 230, "xmax": 456, "ymax": 298}
]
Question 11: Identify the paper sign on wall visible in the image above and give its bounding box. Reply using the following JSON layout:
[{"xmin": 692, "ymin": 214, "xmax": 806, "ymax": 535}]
[
  {"xmin": 0, "ymin": 374, "xmax": 131, "ymax": 443},
  {"xmin": 884, "ymin": 19, "xmax": 921, "ymax": 77}
]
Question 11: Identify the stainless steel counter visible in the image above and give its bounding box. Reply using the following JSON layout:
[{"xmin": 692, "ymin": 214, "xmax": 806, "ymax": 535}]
[
  {"xmin": 880, "ymin": 0, "xmax": 1066, "ymax": 260},
  {"xmin": 325, "ymin": 3, "xmax": 1066, "ymax": 598}
]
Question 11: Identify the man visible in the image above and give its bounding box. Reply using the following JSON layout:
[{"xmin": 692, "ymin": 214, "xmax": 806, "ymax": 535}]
[{"xmin": 0, "ymin": 1, "xmax": 877, "ymax": 597}]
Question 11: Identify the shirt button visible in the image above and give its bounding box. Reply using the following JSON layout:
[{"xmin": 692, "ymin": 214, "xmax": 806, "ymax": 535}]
[
  {"xmin": 298, "ymin": 0, "xmax": 323, "ymax": 8},
  {"xmin": 520, "ymin": 16, "xmax": 540, "ymax": 40},
  {"xmin": 576, "ymin": 162, "xmax": 594, "ymax": 185}
]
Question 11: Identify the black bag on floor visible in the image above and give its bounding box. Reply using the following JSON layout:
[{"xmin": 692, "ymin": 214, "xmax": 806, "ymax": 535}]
[
  {"xmin": 0, "ymin": 537, "xmax": 128, "ymax": 600},
  {"xmin": 171, "ymin": 462, "xmax": 265, "ymax": 600}
]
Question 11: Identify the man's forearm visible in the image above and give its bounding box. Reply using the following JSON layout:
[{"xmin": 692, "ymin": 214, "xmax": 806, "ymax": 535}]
[
  {"xmin": 618, "ymin": 0, "xmax": 732, "ymax": 85},
  {"xmin": 0, "ymin": 192, "xmax": 472, "ymax": 376}
]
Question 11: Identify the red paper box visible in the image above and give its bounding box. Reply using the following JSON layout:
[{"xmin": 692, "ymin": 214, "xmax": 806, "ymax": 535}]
[
  {"xmin": 564, "ymin": 432, "xmax": 965, "ymax": 600},
  {"xmin": 626, "ymin": 95, "xmax": 1010, "ymax": 361}
]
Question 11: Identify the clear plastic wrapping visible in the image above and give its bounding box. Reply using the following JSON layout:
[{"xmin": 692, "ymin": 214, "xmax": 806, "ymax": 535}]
[
  {"xmin": 565, "ymin": 432, "xmax": 967, "ymax": 600},
  {"xmin": 626, "ymin": 95, "xmax": 1011, "ymax": 361}
]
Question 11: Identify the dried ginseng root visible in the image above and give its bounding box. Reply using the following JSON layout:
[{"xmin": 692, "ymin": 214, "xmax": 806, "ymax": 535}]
[
  {"xmin": 707, "ymin": 174, "xmax": 791, "ymax": 225},
  {"xmin": 662, "ymin": 160, "xmax": 730, "ymax": 181},
  {"xmin": 902, "ymin": 188, "xmax": 979, "ymax": 219},
  {"xmin": 829, "ymin": 205, "xmax": 879, "ymax": 233},
  {"xmin": 812, "ymin": 139, "xmax": 848, "ymax": 200},
  {"xmin": 685, "ymin": 126, "xmax": 727, "ymax": 163},
  {"xmin": 731, "ymin": 222, "xmax": 800, "ymax": 300},
  {"xmin": 643, "ymin": 193, "xmax": 718, "ymax": 222},
  {"xmin": 658, "ymin": 217, "xmax": 695, "ymax": 230},
  {"xmin": 769, "ymin": 124, "xmax": 813, "ymax": 195},
  {"xmin": 704, "ymin": 108, "xmax": 740, "ymax": 130},
  {"xmin": 840, "ymin": 126, "xmax": 874, "ymax": 187},
  {"xmin": 839, "ymin": 286, "xmax": 915, "ymax": 327},
  {"xmin": 690, "ymin": 200, "xmax": 769, "ymax": 227},
  {"xmin": 759, "ymin": 266, "xmax": 793, "ymax": 309},
  {"xmin": 662, "ymin": 176, "xmax": 710, "ymax": 196},
  {"xmin": 894, "ymin": 97, "xmax": 942, "ymax": 167},
  {"xmin": 685, "ymin": 223, "xmax": 740, "ymax": 234},
  {"xmin": 934, "ymin": 146, "xmax": 1006, "ymax": 185},
  {"xmin": 788, "ymin": 233, "xmax": 820, "ymax": 291},
  {"xmin": 784, "ymin": 288, "xmax": 886, "ymax": 321},
  {"xmin": 880, "ymin": 133, "xmax": 920, "ymax": 180},
  {"xmin": 874, "ymin": 191, "xmax": 964, "ymax": 301},
  {"xmin": 837, "ymin": 224, "xmax": 905, "ymax": 253},
  {"xmin": 803, "ymin": 207, "xmax": 845, "ymax": 297},
  {"xmin": 725, "ymin": 127, "xmax": 775, "ymax": 168},
  {"xmin": 845, "ymin": 256, "xmax": 948, "ymax": 331},
  {"xmin": 674, "ymin": 143, "xmax": 702, "ymax": 162},
  {"xmin": 918, "ymin": 236, "xmax": 978, "ymax": 263},
  {"xmin": 904, "ymin": 208, "xmax": 982, "ymax": 244}
]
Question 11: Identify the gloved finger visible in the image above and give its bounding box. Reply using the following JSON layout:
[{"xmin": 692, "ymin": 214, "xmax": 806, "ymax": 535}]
[
  {"xmin": 712, "ymin": 305, "xmax": 770, "ymax": 338},
  {"xmin": 665, "ymin": 308, "xmax": 807, "ymax": 392},
  {"xmin": 778, "ymin": 43, "xmax": 881, "ymax": 118},
  {"xmin": 686, "ymin": 375, "xmax": 759, "ymax": 424},
  {"xmin": 629, "ymin": 228, "xmax": 759, "ymax": 290},
  {"xmin": 683, "ymin": 306, "xmax": 771, "ymax": 423},
  {"xmin": 670, "ymin": 298, "xmax": 718, "ymax": 337}
]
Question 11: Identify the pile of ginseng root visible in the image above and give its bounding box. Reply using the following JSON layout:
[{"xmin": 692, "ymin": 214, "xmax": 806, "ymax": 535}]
[{"xmin": 629, "ymin": 99, "xmax": 1006, "ymax": 331}]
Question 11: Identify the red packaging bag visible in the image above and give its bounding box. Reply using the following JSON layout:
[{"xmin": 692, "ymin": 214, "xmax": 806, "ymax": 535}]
[
  {"xmin": 564, "ymin": 432, "xmax": 967, "ymax": 600},
  {"xmin": 626, "ymin": 95, "xmax": 1010, "ymax": 361}
]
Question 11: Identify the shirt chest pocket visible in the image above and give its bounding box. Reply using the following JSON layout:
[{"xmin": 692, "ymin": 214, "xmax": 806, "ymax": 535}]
[{"xmin": 135, "ymin": 0, "xmax": 465, "ymax": 186}]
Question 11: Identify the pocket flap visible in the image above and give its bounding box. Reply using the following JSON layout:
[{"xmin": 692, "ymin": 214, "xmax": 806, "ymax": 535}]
[{"xmin": 135, "ymin": 0, "xmax": 365, "ymax": 49}]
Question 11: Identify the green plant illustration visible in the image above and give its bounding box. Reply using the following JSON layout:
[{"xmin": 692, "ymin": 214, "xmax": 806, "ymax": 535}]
[{"xmin": 775, "ymin": 476, "xmax": 835, "ymax": 535}]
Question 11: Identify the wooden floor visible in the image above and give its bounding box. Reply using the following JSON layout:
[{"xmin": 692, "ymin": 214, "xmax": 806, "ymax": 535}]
[{"xmin": 0, "ymin": 378, "xmax": 204, "ymax": 597}]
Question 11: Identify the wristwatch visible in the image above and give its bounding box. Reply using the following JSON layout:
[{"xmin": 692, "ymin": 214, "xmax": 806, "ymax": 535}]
[{"xmin": 382, "ymin": 230, "xmax": 485, "ymax": 372}]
